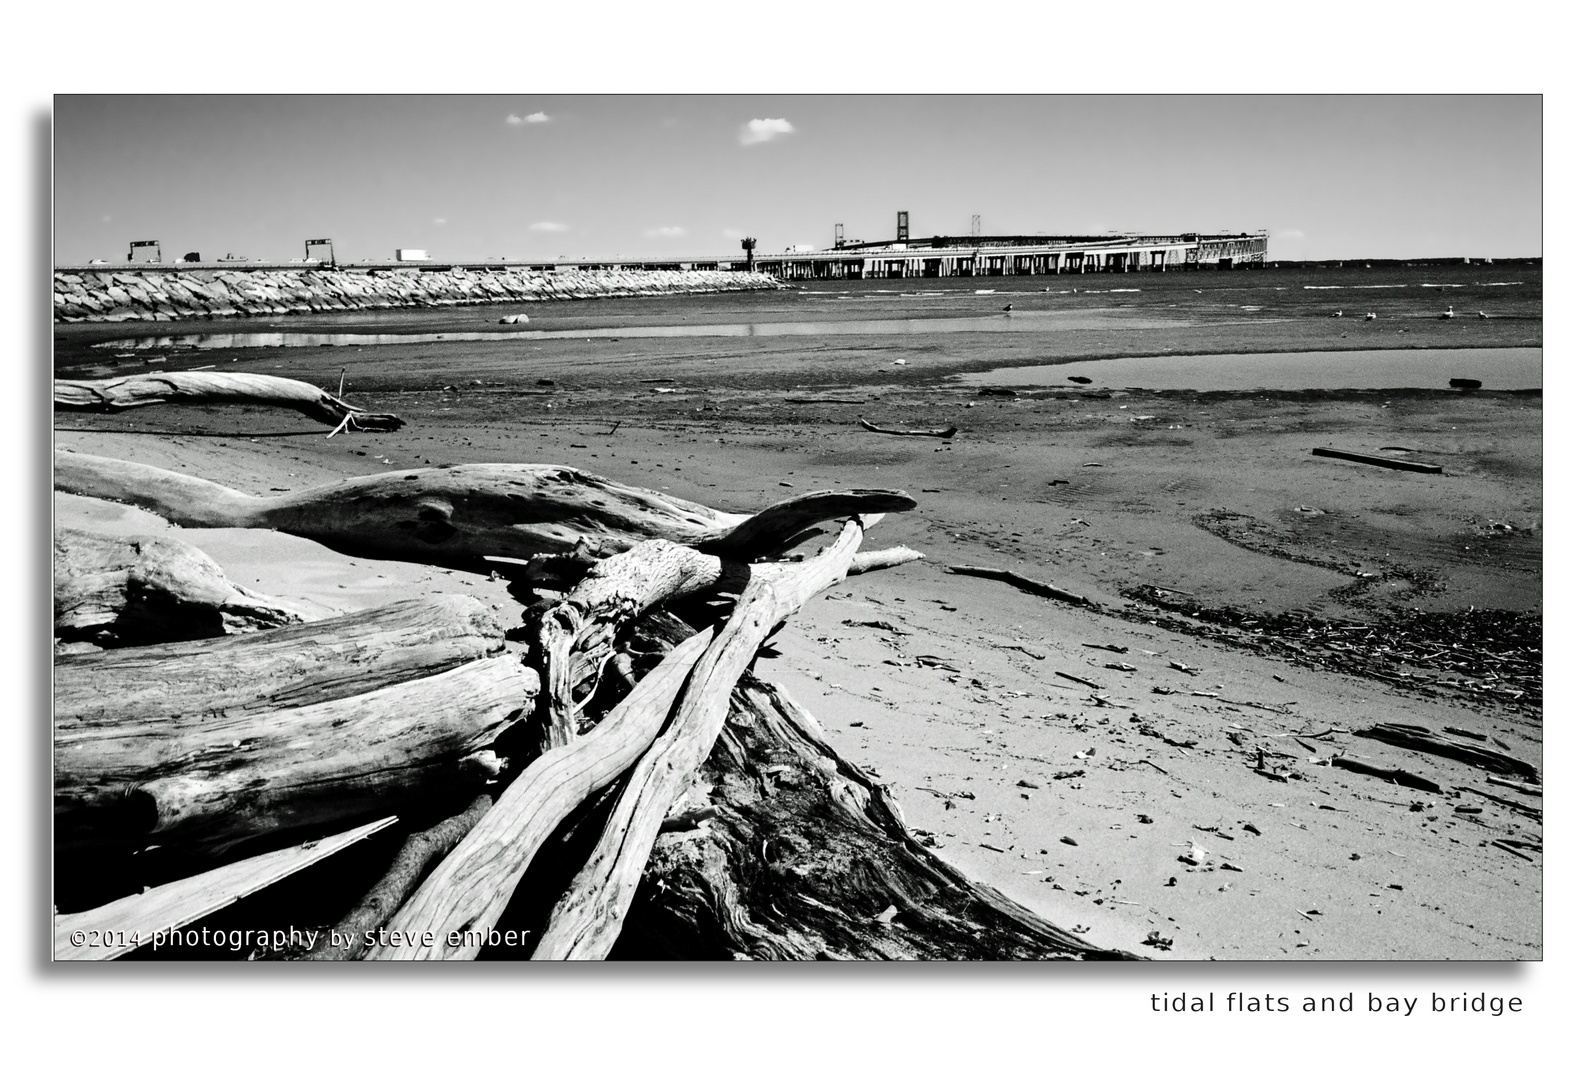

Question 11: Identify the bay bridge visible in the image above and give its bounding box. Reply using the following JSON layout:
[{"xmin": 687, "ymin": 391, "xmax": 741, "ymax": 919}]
[{"xmin": 752, "ymin": 214, "xmax": 1268, "ymax": 280}]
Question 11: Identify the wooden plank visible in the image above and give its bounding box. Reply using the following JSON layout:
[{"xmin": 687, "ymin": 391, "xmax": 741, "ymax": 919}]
[
  {"xmin": 1311, "ymin": 447, "xmax": 1443, "ymax": 474},
  {"xmin": 54, "ymin": 817, "xmax": 396, "ymax": 960}
]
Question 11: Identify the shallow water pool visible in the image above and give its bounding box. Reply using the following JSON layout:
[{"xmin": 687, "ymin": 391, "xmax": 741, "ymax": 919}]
[{"xmin": 959, "ymin": 347, "xmax": 1543, "ymax": 392}]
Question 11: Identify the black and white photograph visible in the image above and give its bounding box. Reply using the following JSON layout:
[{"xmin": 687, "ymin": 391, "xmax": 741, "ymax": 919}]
[{"xmin": 45, "ymin": 92, "xmax": 1544, "ymax": 965}]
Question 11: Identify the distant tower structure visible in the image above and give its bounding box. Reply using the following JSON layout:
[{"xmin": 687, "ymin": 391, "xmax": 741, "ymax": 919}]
[
  {"xmin": 897, "ymin": 211, "xmax": 909, "ymax": 242},
  {"xmin": 834, "ymin": 223, "xmax": 844, "ymax": 249},
  {"xmin": 971, "ymin": 214, "xmax": 981, "ymax": 239},
  {"xmin": 127, "ymin": 239, "xmax": 161, "ymax": 263},
  {"xmin": 741, "ymin": 237, "xmax": 757, "ymax": 271},
  {"xmin": 305, "ymin": 238, "xmax": 336, "ymax": 266}
]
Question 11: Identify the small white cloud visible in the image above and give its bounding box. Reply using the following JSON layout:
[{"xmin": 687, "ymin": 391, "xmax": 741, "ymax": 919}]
[
  {"xmin": 739, "ymin": 118, "xmax": 794, "ymax": 146},
  {"xmin": 507, "ymin": 111, "xmax": 551, "ymax": 126},
  {"xmin": 530, "ymin": 221, "xmax": 569, "ymax": 233},
  {"xmin": 645, "ymin": 226, "xmax": 686, "ymax": 238},
  {"xmin": 433, "ymin": 217, "xmax": 448, "ymax": 226},
  {"xmin": 722, "ymin": 227, "xmax": 746, "ymax": 239},
  {"xmin": 1275, "ymin": 228, "xmax": 1306, "ymax": 240}
]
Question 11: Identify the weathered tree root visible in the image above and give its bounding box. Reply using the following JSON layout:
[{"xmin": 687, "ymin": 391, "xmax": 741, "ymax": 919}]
[
  {"xmin": 54, "ymin": 371, "xmax": 404, "ymax": 432},
  {"xmin": 54, "ymin": 526, "xmax": 305, "ymax": 648},
  {"xmin": 617, "ymin": 671, "xmax": 1136, "ymax": 960},
  {"xmin": 55, "ymin": 452, "xmax": 915, "ymax": 569}
]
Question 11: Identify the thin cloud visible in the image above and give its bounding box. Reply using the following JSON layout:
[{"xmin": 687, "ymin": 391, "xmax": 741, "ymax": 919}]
[
  {"xmin": 530, "ymin": 221, "xmax": 569, "ymax": 232},
  {"xmin": 739, "ymin": 118, "xmax": 794, "ymax": 146},
  {"xmin": 722, "ymin": 227, "xmax": 746, "ymax": 239},
  {"xmin": 506, "ymin": 111, "xmax": 551, "ymax": 126},
  {"xmin": 645, "ymin": 226, "xmax": 686, "ymax": 238},
  {"xmin": 433, "ymin": 217, "xmax": 448, "ymax": 225}
]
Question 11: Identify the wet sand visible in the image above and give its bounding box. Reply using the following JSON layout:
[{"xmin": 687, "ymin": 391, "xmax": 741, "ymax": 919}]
[{"xmin": 54, "ymin": 269, "xmax": 1543, "ymax": 958}]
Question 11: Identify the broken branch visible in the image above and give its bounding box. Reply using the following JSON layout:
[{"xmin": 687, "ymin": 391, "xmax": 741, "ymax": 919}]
[{"xmin": 54, "ymin": 371, "xmax": 404, "ymax": 432}]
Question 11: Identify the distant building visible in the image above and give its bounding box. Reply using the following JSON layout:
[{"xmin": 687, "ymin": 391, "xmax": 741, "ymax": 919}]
[{"xmin": 395, "ymin": 248, "xmax": 431, "ymax": 262}]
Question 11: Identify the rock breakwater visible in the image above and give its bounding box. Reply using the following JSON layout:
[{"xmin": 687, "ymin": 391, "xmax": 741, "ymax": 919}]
[{"xmin": 53, "ymin": 266, "xmax": 781, "ymax": 323}]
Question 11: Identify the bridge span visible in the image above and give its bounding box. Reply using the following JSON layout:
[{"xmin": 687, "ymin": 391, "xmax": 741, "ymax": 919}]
[{"xmin": 755, "ymin": 231, "xmax": 1267, "ymax": 280}]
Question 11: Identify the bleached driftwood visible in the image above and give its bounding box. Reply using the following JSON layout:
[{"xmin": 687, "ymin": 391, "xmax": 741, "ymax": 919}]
[
  {"xmin": 55, "ymin": 452, "xmax": 915, "ymax": 569},
  {"xmin": 368, "ymin": 518, "xmax": 876, "ymax": 960},
  {"xmin": 54, "ymin": 371, "xmax": 403, "ymax": 432},
  {"xmin": 363, "ymin": 628, "xmax": 716, "ymax": 959},
  {"xmin": 54, "ymin": 594, "xmax": 510, "ymax": 725},
  {"xmin": 534, "ymin": 538, "xmax": 924, "ymax": 751},
  {"xmin": 55, "ymin": 817, "xmax": 398, "ymax": 960},
  {"xmin": 860, "ymin": 419, "xmax": 958, "ymax": 439},
  {"xmin": 54, "ymin": 526, "xmax": 305, "ymax": 647},
  {"xmin": 529, "ymin": 518, "xmax": 872, "ymax": 959},
  {"xmin": 56, "ymin": 651, "xmax": 535, "ymax": 854}
]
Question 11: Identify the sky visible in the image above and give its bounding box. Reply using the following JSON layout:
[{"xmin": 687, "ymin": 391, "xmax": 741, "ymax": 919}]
[{"xmin": 52, "ymin": 95, "xmax": 1540, "ymax": 265}]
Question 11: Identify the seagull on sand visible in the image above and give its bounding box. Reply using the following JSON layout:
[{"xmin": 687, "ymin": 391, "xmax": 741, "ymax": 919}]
[
  {"xmin": 1003, "ymin": 303, "xmax": 1014, "ymax": 312},
  {"xmin": 1479, "ymin": 311, "xmax": 1491, "ymax": 320},
  {"xmin": 1439, "ymin": 305, "xmax": 1456, "ymax": 319},
  {"xmin": 1330, "ymin": 310, "xmax": 1343, "ymax": 318},
  {"xmin": 1364, "ymin": 312, "xmax": 1377, "ymax": 321}
]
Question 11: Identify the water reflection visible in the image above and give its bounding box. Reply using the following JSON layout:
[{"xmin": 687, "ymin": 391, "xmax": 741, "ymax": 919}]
[{"xmin": 93, "ymin": 310, "xmax": 1182, "ymax": 351}]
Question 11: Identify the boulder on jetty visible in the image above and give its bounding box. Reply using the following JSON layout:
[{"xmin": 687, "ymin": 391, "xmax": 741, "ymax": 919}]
[{"xmin": 54, "ymin": 266, "xmax": 782, "ymax": 323}]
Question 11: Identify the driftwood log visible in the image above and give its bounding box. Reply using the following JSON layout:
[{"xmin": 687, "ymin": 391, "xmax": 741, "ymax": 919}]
[
  {"xmin": 55, "ymin": 595, "xmax": 509, "ymax": 724},
  {"xmin": 362, "ymin": 626, "xmax": 717, "ymax": 959},
  {"xmin": 861, "ymin": 419, "xmax": 957, "ymax": 439},
  {"xmin": 56, "ymin": 817, "xmax": 398, "ymax": 960},
  {"xmin": 55, "ymin": 452, "xmax": 915, "ymax": 570},
  {"xmin": 535, "ymin": 538, "xmax": 924, "ymax": 752},
  {"xmin": 369, "ymin": 519, "xmax": 875, "ymax": 959},
  {"xmin": 529, "ymin": 518, "xmax": 874, "ymax": 959},
  {"xmin": 1353, "ymin": 723, "xmax": 1539, "ymax": 781},
  {"xmin": 54, "ymin": 526, "xmax": 305, "ymax": 647},
  {"xmin": 56, "ymin": 597, "xmax": 535, "ymax": 854},
  {"xmin": 54, "ymin": 371, "xmax": 403, "ymax": 432},
  {"xmin": 1326, "ymin": 755, "xmax": 1443, "ymax": 794}
]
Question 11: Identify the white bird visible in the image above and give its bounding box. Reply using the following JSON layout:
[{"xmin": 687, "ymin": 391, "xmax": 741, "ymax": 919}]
[
  {"xmin": 1364, "ymin": 312, "xmax": 1377, "ymax": 321},
  {"xmin": 1330, "ymin": 310, "xmax": 1343, "ymax": 318},
  {"xmin": 1479, "ymin": 311, "xmax": 1491, "ymax": 320},
  {"xmin": 1439, "ymin": 306, "xmax": 1456, "ymax": 319}
]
